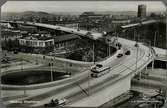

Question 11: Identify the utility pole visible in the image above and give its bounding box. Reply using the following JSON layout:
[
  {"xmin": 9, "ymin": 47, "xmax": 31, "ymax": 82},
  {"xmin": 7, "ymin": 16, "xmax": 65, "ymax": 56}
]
[
  {"xmin": 88, "ymin": 68, "xmax": 90, "ymax": 96},
  {"xmin": 36, "ymin": 53, "xmax": 38, "ymax": 65},
  {"xmin": 116, "ymin": 32, "xmax": 119, "ymax": 44},
  {"xmin": 115, "ymin": 32, "xmax": 119, "ymax": 50},
  {"xmin": 92, "ymin": 41, "xmax": 95, "ymax": 64},
  {"xmin": 107, "ymin": 39, "xmax": 111, "ymax": 56},
  {"xmin": 134, "ymin": 28, "xmax": 136, "ymax": 41},
  {"xmin": 109, "ymin": 42, "xmax": 110, "ymax": 56},
  {"xmin": 88, "ymin": 41, "xmax": 95, "ymax": 96},
  {"xmin": 50, "ymin": 62, "xmax": 53, "ymax": 82},
  {"xmin": 21, "ymin": 56, "xmax": 26, "ymax": 96},
  {"xmin": 152, "ymin": 31, "xmax": 157, "ymax": 71},
  {"xmin": 88, "ymin": 40, "xmax": 96, "ymax": 96},
  {"xmin": 154, "ymin": 31, "xmax": 157, "ymax": 48},
  {"xmin": 136, "ymin": 34, "xmax": 139, "ymax": 77}
]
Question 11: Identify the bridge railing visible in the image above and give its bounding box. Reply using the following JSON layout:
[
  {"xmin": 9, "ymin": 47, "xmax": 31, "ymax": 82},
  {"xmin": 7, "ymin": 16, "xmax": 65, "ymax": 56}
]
[{"xmin": 132, "ymin": 41, "xmax": 156, "ymax": 77}]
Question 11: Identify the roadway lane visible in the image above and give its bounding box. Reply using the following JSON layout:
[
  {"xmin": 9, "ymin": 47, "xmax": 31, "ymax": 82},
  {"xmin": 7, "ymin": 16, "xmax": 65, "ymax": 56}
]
[
  {"xmin": 3, "ymin": 21, "xmax": 103, "ymax": 40},
  {"xmin": 8, "ymin": 43, "xmax": 143, "ymax": 107},
  {"xmin": 5, "ymin": 46, "xmax": 128, "ymax": 107},
  {"xmin": 5, "ymin": 38, "xmax": 154, "ymax": 107},
  {"xmin": 67, "ymin": 39, "xmax": 154, "ymax": 107}
]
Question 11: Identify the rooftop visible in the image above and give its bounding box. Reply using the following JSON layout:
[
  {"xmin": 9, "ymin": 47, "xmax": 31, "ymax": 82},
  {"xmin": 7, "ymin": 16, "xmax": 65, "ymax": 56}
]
[
  {"xmin": 54, "ymin": 34, "xmax": 79, "ymax": 43},
  {"xmin": 21, "ymin": 34, "xmax": 53, "ymax": 40}
]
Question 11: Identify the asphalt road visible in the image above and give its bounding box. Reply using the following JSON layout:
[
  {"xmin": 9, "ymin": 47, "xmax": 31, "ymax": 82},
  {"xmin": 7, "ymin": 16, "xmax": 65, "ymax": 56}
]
[{"xmin": 5, "ymin": 38, "xmax": 154, "ymax": 107}]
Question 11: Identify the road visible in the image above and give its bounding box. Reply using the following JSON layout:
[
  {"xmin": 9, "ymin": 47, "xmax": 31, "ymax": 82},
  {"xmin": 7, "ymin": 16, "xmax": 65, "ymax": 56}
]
[
  {"xmin": 1, "ymin": 21, "xmax": 155, "ymax": 107},
  {"xmin": 4, "ymin": 38, "xmax": 154, "ymax": 107},
  {"xmin": 2, "ymin": 21, "xmax": 103, "ymax": 40}
]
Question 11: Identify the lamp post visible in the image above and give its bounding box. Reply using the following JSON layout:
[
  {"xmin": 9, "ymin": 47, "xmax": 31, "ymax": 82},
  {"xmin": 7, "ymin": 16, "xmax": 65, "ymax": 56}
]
[
  {"xmin": 107, "ymin": 39, "xmax": 111, "ymax": 56},
  {"xmin": 21, "ymin": 56, "xmax": 26, "ymax": 96},
  {"xmin": 35, "ymin": 53, "xmax": 38, "ymax": 65},
  {"xmin": 92, "ymin": 40, "xmax": 95, "ymax": 64},
  {"xmin": 134, "ymin": 28, "xmax": 136, "ymax": 41},
  {"xmin": 50, "ymin": 62, "xmax": 53, "ymax": 82},
  {"xmin": 154, "ymin": 31, "xmax": 157, "ymax": 48}
]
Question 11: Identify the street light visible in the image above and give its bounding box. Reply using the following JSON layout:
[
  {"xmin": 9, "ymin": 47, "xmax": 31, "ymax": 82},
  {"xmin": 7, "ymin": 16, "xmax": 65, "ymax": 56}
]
[
  {"xmin": 87, "ymin": 40, "xmax": 96, "ymax": 96},
  {"xmin": 35, "ymin": 53, "xmax": 38, "ymax": 65},
  {"xmin": 21, "ymin": 56, "xmax": 26, "ymax": 96},
  {"xmin": 107, "ymin": 39, "xmax": 111, "ymax": 56},
  {"xmin": 92, "ymin": 40, "xmax": 95, "ymax": 64},
  {"xmin": 50, "ymin": 62, "xmax": 53, "ymax": 82},
  {"xmin": 154, "ymin": 31, "xmax": 157, "ymax": 48}
]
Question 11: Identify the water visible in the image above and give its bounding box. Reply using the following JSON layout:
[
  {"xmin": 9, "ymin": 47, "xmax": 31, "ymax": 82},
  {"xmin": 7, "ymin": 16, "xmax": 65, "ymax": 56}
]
[{"xmin": 1, "ymin": 70, "xmax": 68, "ymax": 85}]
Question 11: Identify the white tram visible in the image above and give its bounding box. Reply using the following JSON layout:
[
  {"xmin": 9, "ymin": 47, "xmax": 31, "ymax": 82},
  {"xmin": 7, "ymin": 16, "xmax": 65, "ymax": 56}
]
[{"xmin": 91, "ymin": 64, "xmax": 111, "ymax": 78}]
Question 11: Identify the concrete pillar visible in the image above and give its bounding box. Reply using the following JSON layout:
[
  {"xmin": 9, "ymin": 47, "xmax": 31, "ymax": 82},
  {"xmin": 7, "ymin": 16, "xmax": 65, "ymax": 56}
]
[
  {"xmin": 152, "ymin": 60, "xmax": 154, "ymax": 71},
  {"xmin": 145, "ymin": 66, "xmax": 148, "ymax": 75}
]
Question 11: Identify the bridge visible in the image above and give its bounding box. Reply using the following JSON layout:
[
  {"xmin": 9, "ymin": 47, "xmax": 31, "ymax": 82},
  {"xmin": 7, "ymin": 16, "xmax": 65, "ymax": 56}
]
[
  {"xmin": 153, "ymin": 47, "xmax": 167, "ymax": 62},
  {"xmin": 1, "ymin": 20, "xmax": 164, "ymax": 107},
  {"xmin": 1, "ymin": 20, "xmax": 103, "ymax": 41},
  {"xmin": 121, "ymin": 19, "xmax": 161, "ymax": 29}
]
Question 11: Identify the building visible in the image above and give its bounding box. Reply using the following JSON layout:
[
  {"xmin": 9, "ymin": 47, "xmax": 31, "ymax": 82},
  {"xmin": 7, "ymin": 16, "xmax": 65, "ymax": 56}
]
[
  {"xmin": 79, "ymin": 12, "xmax": 110, "ymax": 30},
  {"xmin": 1, "ymin": 29, "xmax": 22, "ymax": 51},
  {"xmin": 19, "ymin": 37, "xmax": 54, "ymax": 48},
  {"xmin": 79, "ymin": 12, "xmax": 108, "ymax": 20},
  {"xmin": 54, "ymin": 34, "xmax": 80, "ymax": 50},
  {"xmin": 138, "ymin": 4, "xmax": 147, "ymax": 18},
  {"xmin": 1, "ymin": 29, "xmax": 22, "ymax": 41},
  {"xmin": 19, "ymin": 25, "xmax": 38, "ymax": 33},
  {"xmin": 19, "ymin": 34, "xmax": 54, "ymax": 53}
]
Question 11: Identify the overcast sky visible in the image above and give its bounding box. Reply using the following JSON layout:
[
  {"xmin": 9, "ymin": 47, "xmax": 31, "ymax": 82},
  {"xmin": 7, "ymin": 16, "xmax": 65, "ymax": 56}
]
[{"xmin": 1, "ymin": 1, "xmax": 166, "ymax": 13}]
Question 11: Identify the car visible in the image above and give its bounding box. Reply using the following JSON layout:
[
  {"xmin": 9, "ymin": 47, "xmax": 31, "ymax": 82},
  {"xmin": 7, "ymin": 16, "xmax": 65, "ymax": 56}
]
[
  {"xmin": 116, "ymin": 42, "xmax": 122, "ymax": 49},
  {"xmin": 136, "ymin": 102, "xmax": 150, "ymax": 108},
  {"xmin": 57, "ymin": 27, "xmax": 60, "ymax": 29},
  {"xmin": 125, "ymin": 50, "xmax": 131, "ymax": 55},
  {"xmin": 96, "ymin": 64, "xmax": 103, "ymax": 68},
  {"xmin": 86, "ymin": 31, "xmax": 92, "ymax": 35},
  {"xmin": 134, "ymin": 43, "xmax": 139, "ymax": 47},
  {"xmin": 117, "ymin": 53, "xmax": 123, "ymax": 58},
  {"xmin": 44, "ymin": 98, "xmax": 67, "ymax": 107},
  {"xmin": 13, "ymin": 51, "xmax": 18, "ymax": 54}
]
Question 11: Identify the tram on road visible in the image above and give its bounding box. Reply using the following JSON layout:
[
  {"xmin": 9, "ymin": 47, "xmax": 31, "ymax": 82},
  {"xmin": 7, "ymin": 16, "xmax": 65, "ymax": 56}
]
[{"xmin": 91, "ymin": 64, "xmax": 111, "ymax": 78}]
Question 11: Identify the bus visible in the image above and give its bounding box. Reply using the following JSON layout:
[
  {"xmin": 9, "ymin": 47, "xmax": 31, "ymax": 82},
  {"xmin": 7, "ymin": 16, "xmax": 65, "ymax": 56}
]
[{"xmin": 91, "ymin": 64, "xmax": 111, "ymax": 78}]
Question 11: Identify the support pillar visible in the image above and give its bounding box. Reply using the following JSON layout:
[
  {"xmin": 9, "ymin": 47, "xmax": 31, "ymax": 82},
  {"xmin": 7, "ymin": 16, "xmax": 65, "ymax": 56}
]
[
  {"xmin": 145, "ymin": 66, "xmax": 148, "ymax": 75},
  {"xmin": 152, "ymin": 60, "xmax": 154, "ymax": 71}
]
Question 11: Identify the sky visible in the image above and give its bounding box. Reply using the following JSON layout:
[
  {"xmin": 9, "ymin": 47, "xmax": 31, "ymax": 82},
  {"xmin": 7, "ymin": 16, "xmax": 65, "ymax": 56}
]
[{"xmin": 1, "ymin": 1, "xmax": 166, "ymax": 13}]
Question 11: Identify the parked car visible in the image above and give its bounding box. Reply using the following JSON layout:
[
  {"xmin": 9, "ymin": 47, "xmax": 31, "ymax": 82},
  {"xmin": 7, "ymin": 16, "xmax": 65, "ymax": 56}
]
[
  {"xmin": 44, "ymin": 98, "xmax": 67, "ymax": 107},
  {"xmin": 117, "ymin": 53, "xmax": 123, "ymax": 58},
  {"xmin": 125, "ymin": 50, "xmax": 131, "ymax": 55},
  {"xmin": 134, "ymin": 43, "xmax": 139, "ymax": 47}
]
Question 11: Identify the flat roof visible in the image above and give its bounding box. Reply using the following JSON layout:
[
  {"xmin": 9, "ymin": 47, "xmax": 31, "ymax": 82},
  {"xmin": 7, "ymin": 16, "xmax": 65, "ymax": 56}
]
[{"xmin": 54, "ymin": 34, "xmax": 79, "ymax": 43}]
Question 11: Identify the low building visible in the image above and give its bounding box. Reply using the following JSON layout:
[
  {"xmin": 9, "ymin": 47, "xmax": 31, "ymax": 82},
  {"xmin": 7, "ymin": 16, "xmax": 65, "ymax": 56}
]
[
  {"xmin": 19, "ymin": 34, "xmax": 54, "ymax": 53},
  {"xmin": 79, "ymin": 12, "xmax": 110, "ymax": 30},
  {"xmin": 1, "ymin": 29, "xmax": 22, "ymax": 51},
  {"xmin": 54, "ymin": 34, "xmax": 80, "ymax": 50},
  {"xmin": 19, "ymin": 37, "xmax": 54, "ymax": 48},
  {"xmin": 19, "ymin": 25, "xmax": 37, "ymax": 33},
  {"xmin": 1, "ymin": 29, "xmax": 22, "ymax": 41}
]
